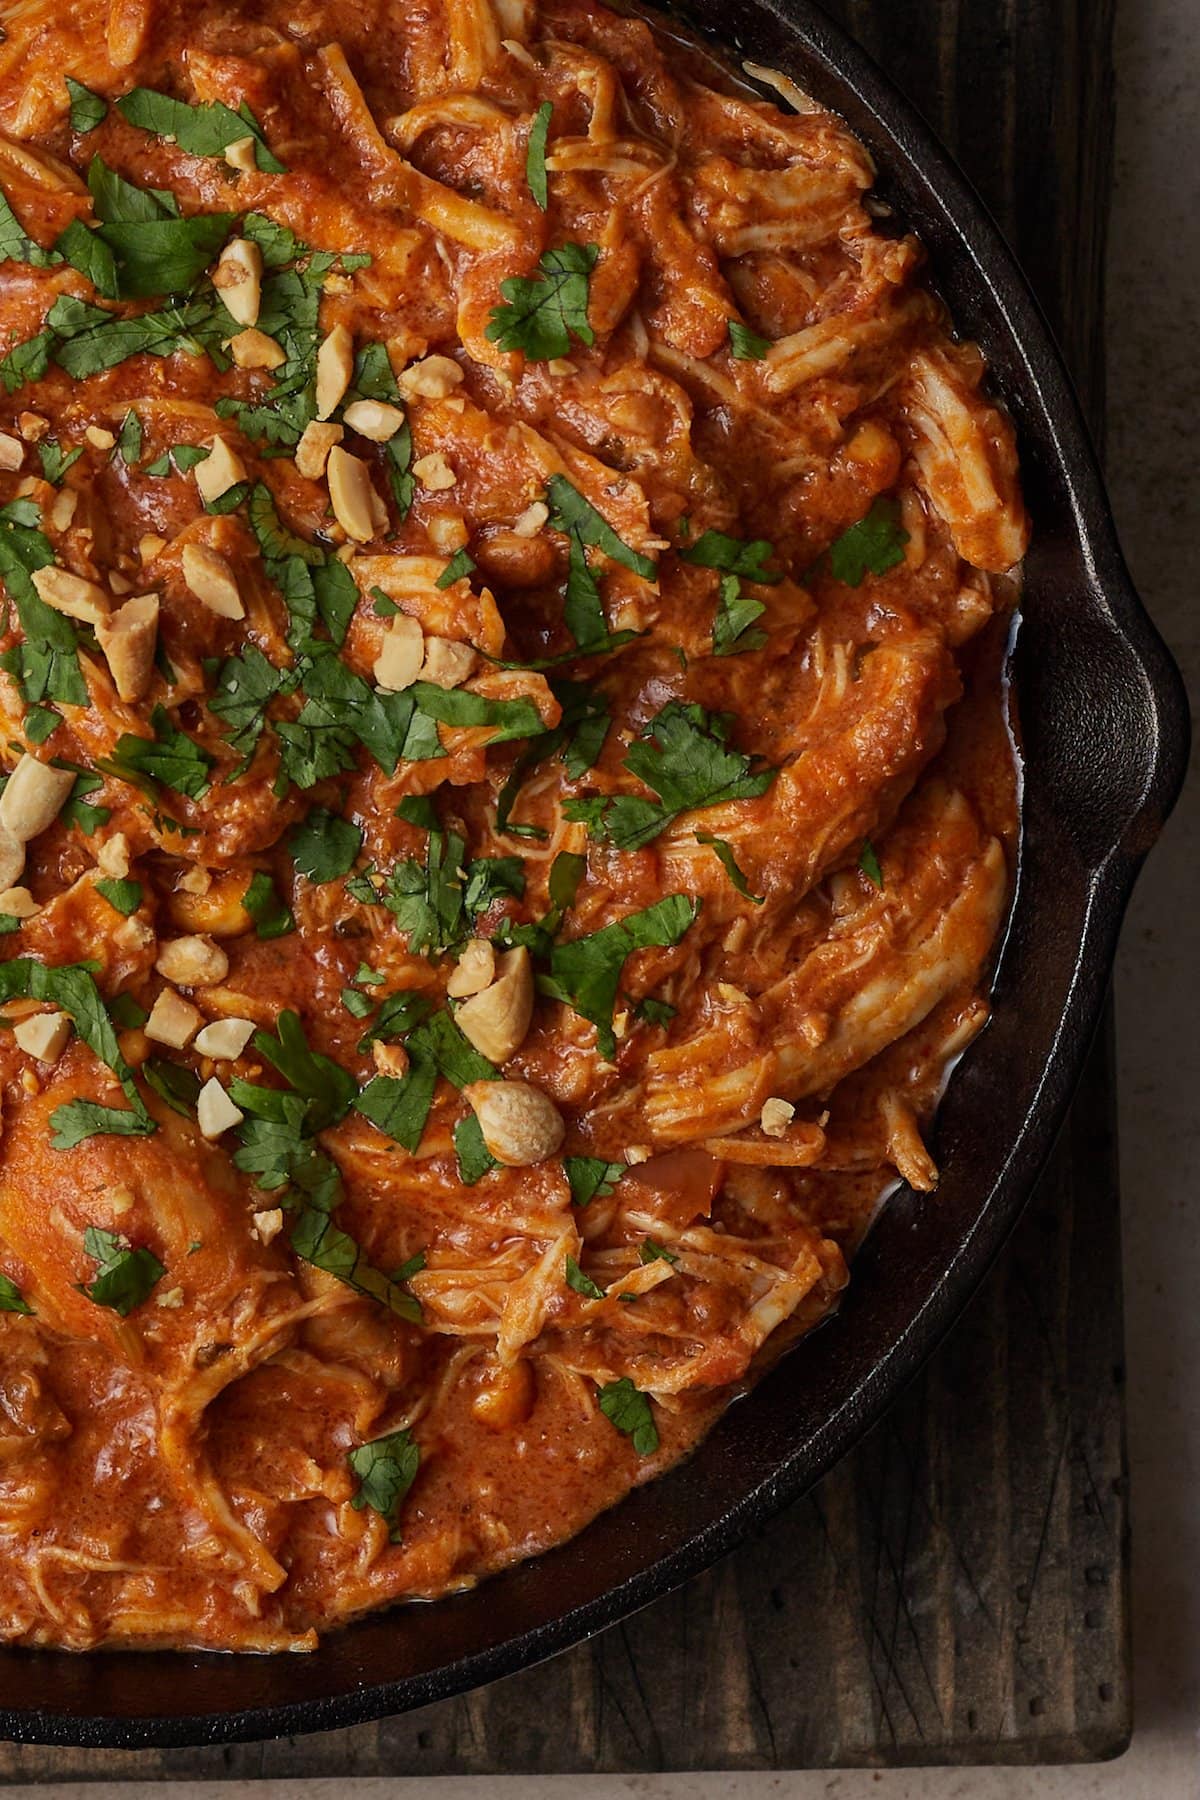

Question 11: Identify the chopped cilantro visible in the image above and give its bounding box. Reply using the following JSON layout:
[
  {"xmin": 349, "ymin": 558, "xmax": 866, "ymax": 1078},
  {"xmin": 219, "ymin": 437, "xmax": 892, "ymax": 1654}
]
[
  {"xmin": 454, "ymin": 1112, "xmax": 498, "ymax": 1184},
  {"xmin": 565, "ymin": 1155, "xmax": 625, "ymax": 1207},
  {"xmin": 526, "ymin": 101, "xmax": 553, "ymax": 209},
  {"xmin": 566, "ymin": 701, "xmax": 773, "ymax": 851},
  {"xmin": 485, "ymin": 243, "xmax": 599, "ymax": 361},
  {"xmin": 348, "ymin": 1428, "xmax": 419, "ymax": 1539},
  {"xmin": 116, "ymin": 88, "xmax": 286, "ymax": 174},
  {"xmin": 142, "ymin": 1057, "xmax": 201, "ymax": 1116},
  {"xmin": 639, "ymin": 1237, "xmax": 679, "ymax": 1265},
  {"xmin": 116, "ymin": 409, "xmax": 143, "ymax": 464},
  {"xmin": 0, "ymin": 958, "xmax": 152, "ymax": 1144},
  {"xmin": 546, "ymin": 475, "xmax": 657, "ymax": 581},
  {"xmin": 37, "ymin": 441, "xmax": 84, "ymax": 485},
  {"xmin": 341, "ymin": 987, "xmax": 375, "ymax": 1019},
  {"xmin": 81, "ymin": 1225, "xmax": 163, "ymax": 1315},
  {"xmin": 635, "ymin": 994, "xmax": 675, "ymax": 1027},
  {"xmin": 542, "ymin": 893, "xmax": 699, "ymax": 1059},
  {"xmin": 859, "ymin": 839, "xmax": 884, "ymax": 889},
  {"xmin": 241, "ymin": 869, "xmax": 295, "ymax": 939},
  {"xmin": 84, "ymin": 156, "xmax": 236, "ymax": 299},
  {"xmin": 0, "ymin": 1272, "xmax": 32, "ymax": 1314},
  {"xmin": 287, "ymin": 807, "xmax": 363, "ymax": 883},
  {"xmin": 680, "ymin": 528, "xmax": 781, "ymax": 585},
  {"xmin": 0, "ymin": 499, "xmax": 87, "ymax": 707},
  {"xmin": 598, "ymin": 1376, "xmax": 659, "ymax": 1455},
  {"xmin": 100, "ymin": 706, "xmax": 213, "ymax": 799},
  {"xmin": 435, "ymin": 548, "xmax": 476, "ymax": 589},
  {"xmin": 711, "ymin": 573, "xmax": 767, "ymax": 656},
  {"xmin": 728, "ymin": 319, "xmax": 771, "ymax": 360},
  {"xmin": 695, "ymin": 831, "xmax": 763, "ymax": 903},
  {"xmin": 565, "ymin": 1254, "xmax": 604, "ymax": 1299},
  {"xmin": 24, "ymin": 705, "xmax": 61, "ymax": 745},
  {"xmin": 66, "ymin": 77, "xmax": 107, "ymax": 134},
  {"xmin": 95, "ymin": 877, "xmax": 142, "ymax": 916},
  {"xmin": 828, "ymin": 497, "xmax": 909, "ymax": 586}
]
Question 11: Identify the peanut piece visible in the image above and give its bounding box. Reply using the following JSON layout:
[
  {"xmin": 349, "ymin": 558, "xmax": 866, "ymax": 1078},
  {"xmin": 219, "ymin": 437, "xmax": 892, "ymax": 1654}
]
[
  {"xmin": 213, "ymin": 237, "xmax": 263, "ymax": 328},
  {"xmin": 0, "ymin": 756, "xmax": 74, "ymax": 842},
  {"xmin": 316, "ymin": 323, "xmax": 354, "ymax": 420},
  {"xmin": 194, "ymin": 437, "xmax": 246, "ymax": 506},
  {"xmin": 455, "ymin": 948, "xmax": 533, "ymax": 1063},
  {"xmin": 446, "ymin": 937, "xmax": 495, "ymax": 999},
  {"xmin": 196, "ymin": 1077, "xmax": 244, "ymax": 1139},
  {"xmin": 95, "ymin": 593, "xmax": 159, "ymax": 702},
  {"xmin": 342, "ymin": 399, "xmax": 406, "ymax": 442},
  {"xmin": 145, "ymin": 988, "xmax": 203, "ymax": 1050},
  {"xmin": 373, "ymin": 613, "xmax": 424, "ymax": 691},
  {"xmin": 30, "ymin": 565, "xmax": 110, "ymax": 626},
  {"xmin": 182, "ymin": 542, "xmax": 244, "ymax": 619},
  {"xmin": 295, "ymin": 420, "xmax": 343, "ymax": 480},
  {"xmin": 463, "ymin": 1079, "xmax": 564, "ymax": 1166}
]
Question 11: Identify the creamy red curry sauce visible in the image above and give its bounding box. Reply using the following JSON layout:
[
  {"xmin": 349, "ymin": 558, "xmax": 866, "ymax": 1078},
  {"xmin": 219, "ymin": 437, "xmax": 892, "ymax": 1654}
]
[{"xmin": 0, "ymin": 0, "xmax": 1028, "ymax": 1650}]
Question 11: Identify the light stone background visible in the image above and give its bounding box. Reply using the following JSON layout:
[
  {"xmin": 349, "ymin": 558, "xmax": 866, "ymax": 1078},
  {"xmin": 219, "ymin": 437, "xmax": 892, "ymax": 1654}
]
[{"xmin": 8, "ymin": 0, "xmax": 1198, "ymax": 1794}]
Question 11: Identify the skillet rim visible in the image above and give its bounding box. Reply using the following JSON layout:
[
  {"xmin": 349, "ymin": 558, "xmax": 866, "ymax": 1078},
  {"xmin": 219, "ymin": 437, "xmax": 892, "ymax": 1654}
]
[{"xmin": 0, "ymin": 0, "xmax": 1187, "ymax": 1750}]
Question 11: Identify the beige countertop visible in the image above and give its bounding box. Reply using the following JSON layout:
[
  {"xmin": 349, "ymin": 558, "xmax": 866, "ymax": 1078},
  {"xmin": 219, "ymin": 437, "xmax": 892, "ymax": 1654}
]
[{"xmin": 8, "ymin": 0, "xmax": 1197, "ymax": 1793}]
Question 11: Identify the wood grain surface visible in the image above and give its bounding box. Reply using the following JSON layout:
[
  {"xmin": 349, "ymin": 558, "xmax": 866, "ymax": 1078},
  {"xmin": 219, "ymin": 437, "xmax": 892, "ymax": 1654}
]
[{"xmin": 0, "ymin": 0, "xmax": 1128, "ymax": 1776}]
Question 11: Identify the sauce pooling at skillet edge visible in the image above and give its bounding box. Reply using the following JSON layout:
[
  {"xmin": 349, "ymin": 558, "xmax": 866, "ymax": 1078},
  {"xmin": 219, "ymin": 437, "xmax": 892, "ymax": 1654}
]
[{"xmin": 0, "ymin": 0, "xmax": 1027, "ymax": 1648}]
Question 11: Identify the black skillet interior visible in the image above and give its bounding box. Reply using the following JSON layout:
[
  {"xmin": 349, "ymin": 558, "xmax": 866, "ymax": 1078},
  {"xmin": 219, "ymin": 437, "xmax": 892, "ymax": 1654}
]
[{"xmin": 0, "ymin": 0, "xmax": 1188, "ymax": 1751}]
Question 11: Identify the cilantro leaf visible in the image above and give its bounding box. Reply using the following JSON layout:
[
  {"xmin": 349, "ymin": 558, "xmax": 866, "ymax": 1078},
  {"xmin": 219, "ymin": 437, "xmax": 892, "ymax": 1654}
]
[
  {"xmin": 695, "ymin": 831, "xmax": 763, "ymax": 903},
  {"xmin": 66, "ymin": 77, "xmax": 107, "ymax": 134},
  {"xmin": 681, "ymin": 528, "xmax": 781, "ymax": 584},
  {"xmin": 142, "ymin": 1057, "xmax": 201, "ymax": 1117},
  {"xmin": 0, "ymin": 501, "xmax": 87, "ymax": 706},
  {"xmin": 454, "ymin": 1112, "xmax": 498, "ymax": 1184},
  {"xmin": 565, "ymin": 1155, "xmax": 624, "ymax": 1207},
  {"xmin": 526, "ymin": 101, "xmax": 553, "ymax": 209},
  {"xmin": 542, "ymin": 893, "xmax": 699, "ymax": 1058},
  {"xmin": 859, "ymin": 839, "xmax": 884, "ymax": 889},
  {"xmin": 289, "ymin": 1202, "xmax": 422, "ymax": 1323},
  {"xmin": 209, "ymin": 645, "xmax": 290, "ymax": 764},
  {"xmin": 711, "ymin": 573, "xmax": 767, "ymax": 656},
  {"xmin": 37, "ymin": 440, "xmax": 85, "ymax": 485},
  {"xmin": 287, "ymin": 807, "xmax": 363, "ymax": 883},
  {"xmin": 95, "ymin": 877, "xmax": 142, "ymax": 916},
  {"xmin": 635, "ymin": 995, "xmax": 675, "ymax": 1027},
  {"xmin": 435, "ymin": 548, "xmax": 476, "ymax": 590},
  {"xmin": 116, "ymin": 88, "xmax": 286, "ymax": 174},
  {"xmin": 101, "ymin": 705, "xmax": 213, "ymax": 799},
  {"xmin": 0, "ymin": 959, "xmax": 151, "ymax": 1142},
  {"xmin": 565, "ymin": 1254, "xmax": 604, "ymax": 1300},
  {"xmin": 495, "ymin": 679, "xmax": 610, "ymax": 838},
  {"xmin": 242, "ymin": 869, "xmax": 295, "ymax": 939},
  {"xmin": 0, "ymin": 330, "xmax": 54, "ymax": 394},
  {"xmin": 253, "ymin": 1009, "xmax": 356, "ymax": 1129},
  {"xmin": 354, "ymin": 1060, "xmax": 438, "ymax": 1153},
  {"xmin": 53, "ymin": 217, "xmax": 119, "ymax": 298},
  {"xmin": 546, "ymin": 475, "xmax": 657, "ymax": 581},
  {"xmin": 81, "ymin": 1225, "xmax": 163, "ymax": 1315},
  {"xmin": 348, "ymin": 1428, "xmax": 419, "ymax": 1538},
  {"xmin": 598, "ymin": 1376, "xmax": 659, "ymax": 1455},
  {"xmin": 639, "ymin": 1237, "xmax": 679, "ymax": 1265},
  {"xmin": 566, "ymin": 701, "xmax": 774, "ymax": 851},
  {"xmin": 85, "ymin": 157, "xmax": 236, "ymax": 299},
  {"xmin": 828, "ymin": 497, "xmax": 909, "ymax": 586},
  {"xmin": 116, "ymin": 409, "xmax": 143, "ymax": 464},
  {"xmin": 485, "ymin": 243, "xmax": 599, "ymax": 361},
  {"xmin": 0, "ymin": 1272, "xmax": 32, "ymax": 1314},
  {"xmin": 0, "ymin": 192, "xmax": 56, "ymax": 269},
  {"xmin": 728, "ymin": 318, "xmax": 771, "ymax": 359},
  {"xmin": 50, "ymin": 294, "xmax": 224, "ymax": 378}
]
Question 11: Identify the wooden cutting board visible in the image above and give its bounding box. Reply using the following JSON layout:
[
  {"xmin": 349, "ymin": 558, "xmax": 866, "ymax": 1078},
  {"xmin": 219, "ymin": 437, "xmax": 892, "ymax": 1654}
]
[{"xmin": 0, "ymin": 0, "xmax": 1128, "ymax": 1776}]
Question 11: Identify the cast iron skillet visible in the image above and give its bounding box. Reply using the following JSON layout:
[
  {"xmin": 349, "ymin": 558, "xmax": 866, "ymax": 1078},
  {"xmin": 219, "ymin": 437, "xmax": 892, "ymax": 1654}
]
[{"xmin": 0, "ymin": 0, "xmax": 1188, "ymax": 1751}]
